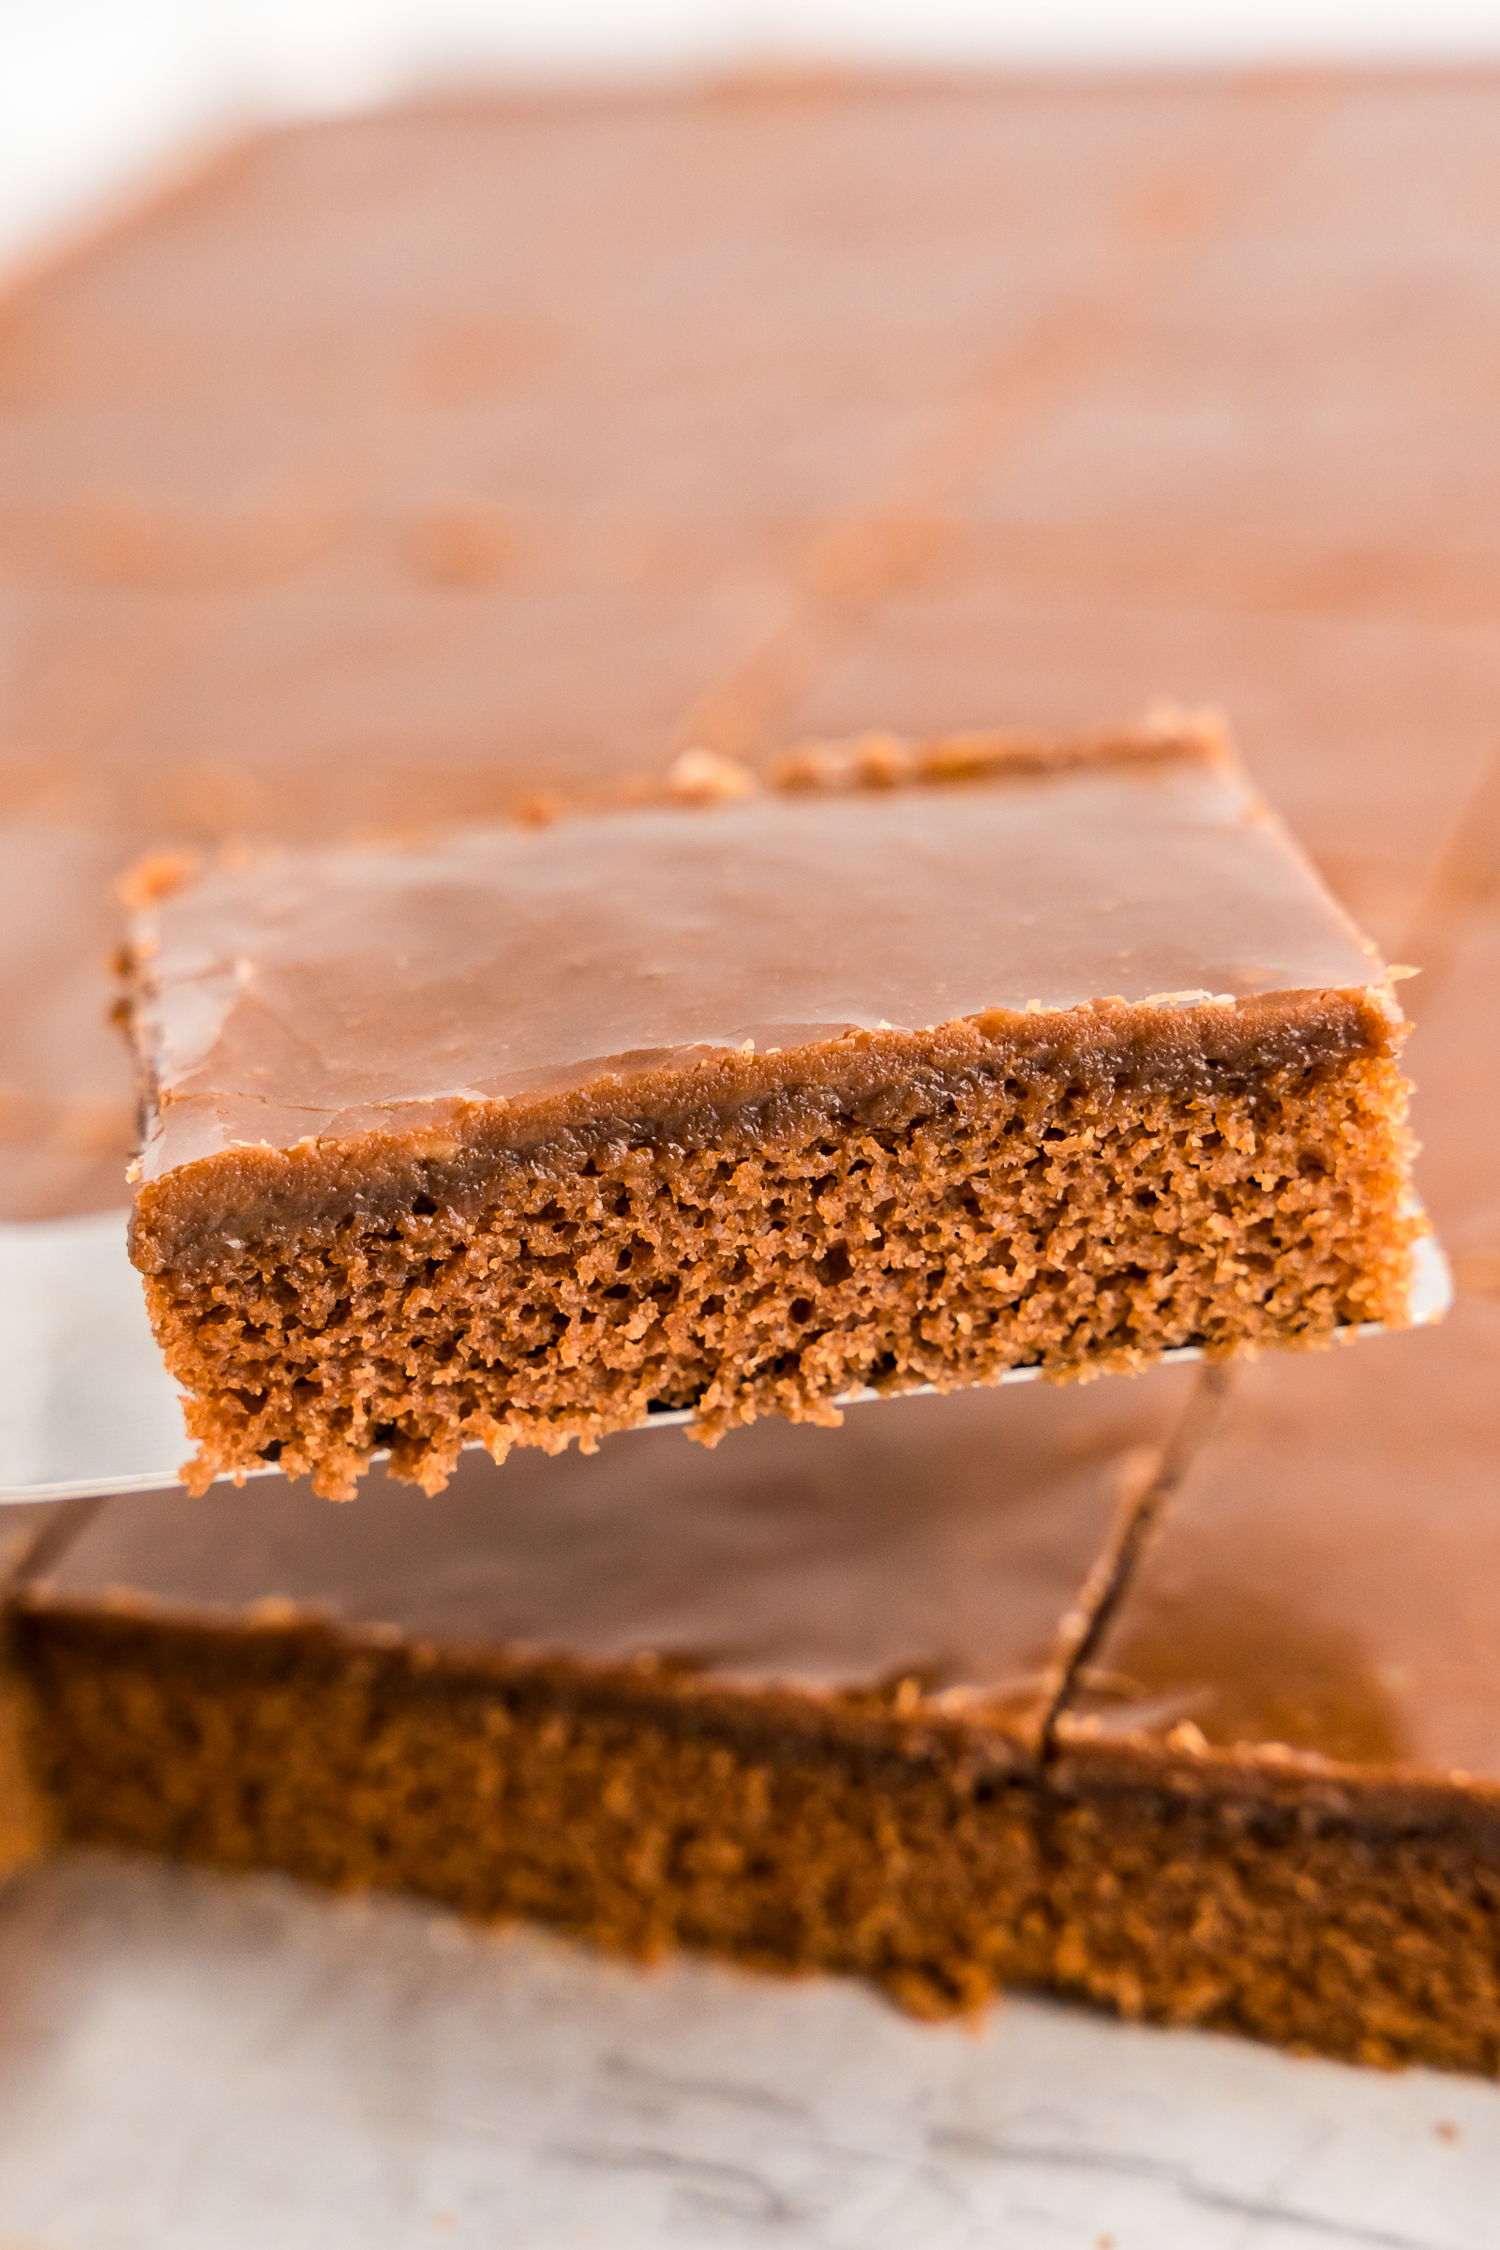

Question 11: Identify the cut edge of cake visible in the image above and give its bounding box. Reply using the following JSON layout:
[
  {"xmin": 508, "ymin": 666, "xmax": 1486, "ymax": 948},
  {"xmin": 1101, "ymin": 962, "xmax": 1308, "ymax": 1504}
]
[{"xmin": 118, "ymin": 711, "xmax": 1420, "ymax": 1499}]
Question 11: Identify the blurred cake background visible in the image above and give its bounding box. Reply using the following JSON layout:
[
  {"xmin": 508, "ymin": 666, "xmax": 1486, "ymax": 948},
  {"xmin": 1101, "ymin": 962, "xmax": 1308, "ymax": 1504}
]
[
  {"xmin": 9, "ymin": 0, "xmax": 1500, "ymax": 275},
  {"xmin": 6, "ymin": 0, "xmax": 1500, "ymax": 1231}
]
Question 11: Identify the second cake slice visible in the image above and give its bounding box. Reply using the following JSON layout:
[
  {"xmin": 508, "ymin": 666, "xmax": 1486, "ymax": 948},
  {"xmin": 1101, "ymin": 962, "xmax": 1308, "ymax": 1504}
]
[{"xmin": 121, "ymin": 714, "xmax": 1417, "ymax": 1497}]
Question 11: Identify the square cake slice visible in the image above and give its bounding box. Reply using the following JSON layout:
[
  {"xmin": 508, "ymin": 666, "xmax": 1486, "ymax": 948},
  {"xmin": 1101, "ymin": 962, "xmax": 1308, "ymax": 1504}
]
[
  {"xmin": 1048, "ymin": 1301, "xmax": 1500, "ymax": 2073},
  {"xmin": 10, "ymin": 1370, "xmax": 1198, "ymax": 2016},
  {"xmin": 121, "ymin": 714, "xmax": 1418, "ymax": 1498}
]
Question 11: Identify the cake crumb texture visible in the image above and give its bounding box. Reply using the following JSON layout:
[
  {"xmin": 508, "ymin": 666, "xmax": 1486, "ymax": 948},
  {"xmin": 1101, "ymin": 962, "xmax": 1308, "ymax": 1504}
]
[
  {"xmin": 14, "ymin": 1613, "xmax": 1051, "ymax": 2018},
  {"xmin": 21, "ymin": 1612, "xmax": 1500, "ymax": 2065},
  {"xmin": 144, "ymin": 1035, "xmax": 1412, "ymax": 1499},
  {"xmin": 1042, "ymin": 1776, "xmax": 1500, "ymax": 2074}
]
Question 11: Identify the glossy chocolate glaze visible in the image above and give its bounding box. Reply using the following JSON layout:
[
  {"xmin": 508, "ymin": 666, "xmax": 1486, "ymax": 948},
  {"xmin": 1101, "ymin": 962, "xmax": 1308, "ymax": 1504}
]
[
  {"xmin": 23, "ymin": 1369, "xmax": 1196, "ymax": 1724},
  {"xmin": 1061, "ymin": 1300, "xmax": 1500, "ymax": 1790},
  {"xmin": 123, "ymin": 731, "xmax": 1393, "ymax": 1258}
]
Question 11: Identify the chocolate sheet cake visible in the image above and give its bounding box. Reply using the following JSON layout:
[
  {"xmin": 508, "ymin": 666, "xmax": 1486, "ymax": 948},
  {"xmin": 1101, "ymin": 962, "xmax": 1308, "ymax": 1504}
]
[
  {"xmin": 1037, "ymin": 853, "xmax": 1500, "ymax": 2073},
  {"xmin": 1047, "ymin": 1304, "xmax": 1500, "ymax": 2074},
  {"xmin": 18, "ymin": 1285, "xmax": 1500, "ymax": 2071},
  {"xmin": 120, "ymin": 716, "xmax": 1415, "ymax": 1499},
  {"xmin": 18, "ymin": 798, "xmax": 1492, "ymax": 2070},
  {"xmin": 10, "ymin": 1370, "xmax": 1201, "ymax": 2013},
  {"xmin": 6, "ymin": 74, "xmax": 1500, "ymax": 1222},
  {"xmin": 5, "ymin": 70, "xmax": 1500, "ymax": 2081}
]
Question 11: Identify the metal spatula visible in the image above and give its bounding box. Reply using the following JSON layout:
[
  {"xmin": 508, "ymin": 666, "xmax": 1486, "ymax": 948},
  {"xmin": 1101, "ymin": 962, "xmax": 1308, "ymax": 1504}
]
[{"xmin": 0, "ymin": 1208, "xmax": 1453, "ymax": 1503}]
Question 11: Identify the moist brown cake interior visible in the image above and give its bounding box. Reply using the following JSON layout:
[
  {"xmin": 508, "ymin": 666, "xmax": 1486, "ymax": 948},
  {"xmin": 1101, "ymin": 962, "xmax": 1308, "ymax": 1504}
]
[
  {"xmin": 0, "ymin": 1504, "xmax": 96, "ymax": 1879},
  {"xmin": 11, "ymin": 1370, "xmax": 1198, "ymax": 2014},
  {"xmin": 20, "ymin": 1310, "xmax": 1500, "ymax": 2067}
]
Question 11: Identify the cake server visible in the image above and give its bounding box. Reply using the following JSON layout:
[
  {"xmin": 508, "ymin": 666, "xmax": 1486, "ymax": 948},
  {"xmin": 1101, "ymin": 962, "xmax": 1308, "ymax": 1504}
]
[{"xmin": 0, "ymin": 1208, "xmax": 1453, "ymax": 1504}]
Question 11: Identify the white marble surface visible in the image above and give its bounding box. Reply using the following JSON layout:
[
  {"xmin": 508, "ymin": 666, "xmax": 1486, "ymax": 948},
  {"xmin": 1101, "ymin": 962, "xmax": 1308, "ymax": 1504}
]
[{"xmin": 0, "ymin": 1851, "xmax": 1493, "ymax": 2249}]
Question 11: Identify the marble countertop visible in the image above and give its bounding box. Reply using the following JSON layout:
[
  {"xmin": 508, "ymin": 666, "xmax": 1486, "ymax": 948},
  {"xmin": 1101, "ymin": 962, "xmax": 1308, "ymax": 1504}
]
[{"xmin": 0, "ymin": 1849, "xmax": 1494, "ymax": 2249}]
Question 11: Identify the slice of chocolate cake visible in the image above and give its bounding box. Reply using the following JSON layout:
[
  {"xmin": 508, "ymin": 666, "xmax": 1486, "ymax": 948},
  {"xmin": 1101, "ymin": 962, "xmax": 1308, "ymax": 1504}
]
[
  {"xmin": 1036, "ymin": 851, "xmax": 1500, "ymax": 2073},
  {"xmin": 120, "ymin": 716, "xmax": 1417, "ymax": 1499},
  {"xmin": 9, "ymin": 1367, "xmax": 1199, "ymax": 2016},
  {"xmin": 1046, "ymin": 1302, "xmax": 1500, "ymax": 2074}
]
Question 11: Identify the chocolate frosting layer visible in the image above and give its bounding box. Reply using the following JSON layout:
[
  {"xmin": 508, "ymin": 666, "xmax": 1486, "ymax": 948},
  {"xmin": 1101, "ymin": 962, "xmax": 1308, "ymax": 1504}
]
[
  {"xmin": 27, "ymin": 1368, "xmax": 1194, "ymax": 1712},
  {"xmin": 6, "ymin": 79, "xmax": 1498, "ymax": 1222},
  {"xmin": 1067, "ymin": 1300, "xmax": 1500, "ymax": 1784},
  {"xmin": 127, "ymin": 735, "xmax": 1387, "ymax": 1193}
]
